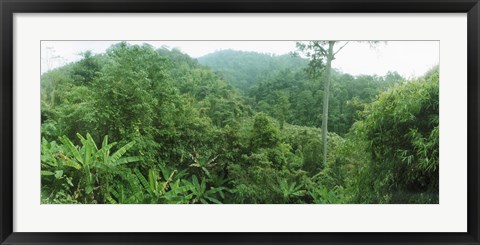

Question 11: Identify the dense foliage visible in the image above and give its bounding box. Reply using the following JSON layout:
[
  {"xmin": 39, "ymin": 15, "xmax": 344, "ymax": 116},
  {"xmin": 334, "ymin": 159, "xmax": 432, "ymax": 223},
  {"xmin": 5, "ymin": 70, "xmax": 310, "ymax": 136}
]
[
  {"xmin": 347, "ymin": 69, "xmax": 439, "ymax": 203},
  {"xmin": 41, "ymin": 42, "xmax": 439, "ymax": 204}
]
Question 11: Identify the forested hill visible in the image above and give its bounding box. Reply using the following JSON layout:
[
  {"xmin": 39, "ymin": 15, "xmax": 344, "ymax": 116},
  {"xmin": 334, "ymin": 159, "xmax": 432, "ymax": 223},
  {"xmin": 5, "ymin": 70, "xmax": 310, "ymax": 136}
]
[
  {"xmin": 198, "ymin": 49, "xmax": 404, "ymax": 135},
  {"xmin": 41, "ymin": 42, "xmax": 439, "ymax": 204},
  {"xmin": 197, "ymin": 49, "xmax": 308, "ymax": 90}
]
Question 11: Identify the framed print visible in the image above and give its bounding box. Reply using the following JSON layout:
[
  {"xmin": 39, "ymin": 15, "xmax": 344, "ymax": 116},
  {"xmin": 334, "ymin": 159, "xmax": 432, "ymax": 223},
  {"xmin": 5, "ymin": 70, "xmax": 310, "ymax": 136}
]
[{"xmin": 1, "ymin": 0, "xmax": 479, "ymax": 244}]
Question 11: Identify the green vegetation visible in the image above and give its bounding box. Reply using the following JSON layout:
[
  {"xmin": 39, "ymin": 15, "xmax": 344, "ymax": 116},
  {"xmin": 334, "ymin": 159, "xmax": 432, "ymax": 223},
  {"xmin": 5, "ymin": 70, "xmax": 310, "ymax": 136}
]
[{"xmin": 41, "ymin": 42, "xmax": 439, "ymax": 204}]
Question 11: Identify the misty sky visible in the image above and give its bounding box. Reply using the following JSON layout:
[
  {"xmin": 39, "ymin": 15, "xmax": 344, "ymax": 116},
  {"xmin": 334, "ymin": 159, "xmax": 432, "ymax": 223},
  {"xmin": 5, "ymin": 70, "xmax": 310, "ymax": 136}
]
[{"xmin": 41, "ymin": 41, "xmax": 439, "ymax": 78}]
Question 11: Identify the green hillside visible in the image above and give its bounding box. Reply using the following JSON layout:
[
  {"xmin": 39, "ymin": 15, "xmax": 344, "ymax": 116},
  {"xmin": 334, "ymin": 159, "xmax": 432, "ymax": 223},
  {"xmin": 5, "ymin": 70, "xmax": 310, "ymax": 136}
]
[{"xmin": 41, "ymin": 42, "xmax": 439, "ymax": 204}]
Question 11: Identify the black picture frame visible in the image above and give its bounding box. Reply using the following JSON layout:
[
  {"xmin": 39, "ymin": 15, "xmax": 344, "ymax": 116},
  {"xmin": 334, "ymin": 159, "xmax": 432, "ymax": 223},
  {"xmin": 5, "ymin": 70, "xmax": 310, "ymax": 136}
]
[{"xmin": 1, "ymin": 0, "xmax": 479, "ymax": 244}]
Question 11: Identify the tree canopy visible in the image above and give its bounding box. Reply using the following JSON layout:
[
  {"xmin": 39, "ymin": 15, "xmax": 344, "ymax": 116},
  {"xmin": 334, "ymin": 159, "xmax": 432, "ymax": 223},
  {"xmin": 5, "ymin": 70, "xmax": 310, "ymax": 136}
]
[{"xmin": 41, "ymin": 42, "xmax": 439, "ymax": 204}]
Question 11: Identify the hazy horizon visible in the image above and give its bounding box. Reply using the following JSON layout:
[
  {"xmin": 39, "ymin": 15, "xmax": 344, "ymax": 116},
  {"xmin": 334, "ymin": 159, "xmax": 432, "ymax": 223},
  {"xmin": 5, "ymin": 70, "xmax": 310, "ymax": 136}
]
[{"xmin": 41, "ymin": 40, "xmax": 439, "ymax": 78}]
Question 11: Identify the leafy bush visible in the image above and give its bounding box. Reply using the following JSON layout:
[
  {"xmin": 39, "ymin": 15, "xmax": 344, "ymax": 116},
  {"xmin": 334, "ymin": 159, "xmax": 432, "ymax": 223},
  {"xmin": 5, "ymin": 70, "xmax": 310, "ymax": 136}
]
[
  {"xmin": 42, "ymin": 134, "xmax": 140, "ymax": 203},
  {"xmin": 348, "ymin": 67, "xmax": 439, "ymax": 203}
]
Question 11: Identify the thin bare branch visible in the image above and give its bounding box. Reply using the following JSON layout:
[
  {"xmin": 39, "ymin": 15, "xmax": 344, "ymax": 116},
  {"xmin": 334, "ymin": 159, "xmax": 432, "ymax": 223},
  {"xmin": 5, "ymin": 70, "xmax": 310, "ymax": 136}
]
[{"xmin": 333, "ymin": 41, "xmax": 350, "ymax": 57}]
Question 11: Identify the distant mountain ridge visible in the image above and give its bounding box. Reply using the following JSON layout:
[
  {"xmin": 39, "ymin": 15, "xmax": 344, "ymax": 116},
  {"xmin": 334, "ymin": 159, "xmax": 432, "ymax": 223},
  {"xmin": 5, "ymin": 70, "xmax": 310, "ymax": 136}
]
[{"xmin": 197, "ymin": 49, "xmax": 308, "ymax": 91}]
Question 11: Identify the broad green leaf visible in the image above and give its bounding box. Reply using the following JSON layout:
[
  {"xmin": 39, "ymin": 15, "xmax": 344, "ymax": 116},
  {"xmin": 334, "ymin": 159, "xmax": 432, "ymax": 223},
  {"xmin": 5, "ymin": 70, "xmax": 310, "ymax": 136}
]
[
  {"xmin": 109, "ymin": 141, "xmax": 136, "ymax": 165},
  {"xmin": 148, "ymin": 169, "xmax": 157, "ymax": 193},
  {"xmin": 54, "ymin": 170, "xmax": 63, "ymax": 179},
  {"xmin": 200, "ymin": 178, "xmax": 206, "ymax": 193},
  {"xmin": 205, "ymin": 196, "xmax": 222, "ymax": 204},
  {"xmin": 60, "ymin": 135, "xmax": 83, "ymax": 164},
  {"xmin": 192, "ymin": 175, "xmax": 199, "ymax": 188},
  {"xmin": 85, "ymin": 185, "xmax": 93, "ymax": 194},
  {"xmin": 112, "ymin": 156, "xmax": 142, "ymax": 166},
  {"xmin": 86, "ymin": 133, "xmax": 98, "ymax": 151},
  {"xmin": 63, "ymin": 160, "xmax": 81, "ymax": 170},
  {"xmin": 83, "ymin": 135, "xmax": 93, "ymax": 166},
  {"xmin": 41, "ymin": 170, "xmax": 54, "ymax": 176},
  {"xmin": 134, "ymin": 168, "xmax": 150, "ymax": 190}
]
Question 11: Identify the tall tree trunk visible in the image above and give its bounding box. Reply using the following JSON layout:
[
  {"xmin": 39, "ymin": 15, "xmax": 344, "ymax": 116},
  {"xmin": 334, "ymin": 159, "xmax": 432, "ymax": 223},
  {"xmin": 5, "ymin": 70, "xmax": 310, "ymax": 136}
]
[{"xmin": 322, "ymin": 41, "xmax": 335, "ymax": 167}]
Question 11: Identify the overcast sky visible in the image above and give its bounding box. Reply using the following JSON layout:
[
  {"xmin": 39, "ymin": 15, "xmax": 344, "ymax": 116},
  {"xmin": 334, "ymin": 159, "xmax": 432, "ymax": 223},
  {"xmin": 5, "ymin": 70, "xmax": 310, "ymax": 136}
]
[{"xmin": 41, "ymin": 40, "xmax": 439, "ymax": 78}]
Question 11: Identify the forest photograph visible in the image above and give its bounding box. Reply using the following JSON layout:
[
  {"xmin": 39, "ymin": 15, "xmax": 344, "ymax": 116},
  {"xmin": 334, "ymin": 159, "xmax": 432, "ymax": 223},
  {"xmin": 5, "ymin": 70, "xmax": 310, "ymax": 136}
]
[{"xmin": 40, "ymin": 40, "xmax": 439, "ymax": 204}]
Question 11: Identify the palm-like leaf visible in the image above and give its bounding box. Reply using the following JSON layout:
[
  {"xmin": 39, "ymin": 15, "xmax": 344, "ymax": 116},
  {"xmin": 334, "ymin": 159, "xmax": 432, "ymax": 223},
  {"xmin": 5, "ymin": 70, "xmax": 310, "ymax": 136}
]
[
  {"xmin": 108, "ymin": 141, "xmax": 136, "ymax": 165},
  {"xmin": 60, "ymin": 135, "xmax": 83, "ymax": 164}
]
